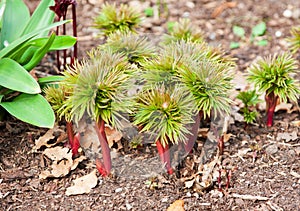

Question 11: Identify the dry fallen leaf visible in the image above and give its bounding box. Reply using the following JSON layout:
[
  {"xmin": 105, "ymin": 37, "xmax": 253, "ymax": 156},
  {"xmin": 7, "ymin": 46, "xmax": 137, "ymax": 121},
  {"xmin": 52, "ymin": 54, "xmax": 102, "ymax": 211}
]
[
  {"xmin": 276, "ymin": 131, "xmax": 298, "ymax": 142},
  {"xmin": 105, "ymin": 126, "xmax": 123, "ymax": 148},
  {"xmin": 65, "ymin": 170, "xmax": 98, "ymax": 196},
  {"xmin": 167, "ymin": 200, "xmax": 185, "ymax": 211},
  {"xmin": 34, "ymin": 127, "xmax": 56, "ymax": 150},
  {"xmin": 275, "ymin": 103, "xmax": 293, "ymax": 113},
  {"xmin": 39, "ymin": 146, "xmax": 86, "ymax": 179}
]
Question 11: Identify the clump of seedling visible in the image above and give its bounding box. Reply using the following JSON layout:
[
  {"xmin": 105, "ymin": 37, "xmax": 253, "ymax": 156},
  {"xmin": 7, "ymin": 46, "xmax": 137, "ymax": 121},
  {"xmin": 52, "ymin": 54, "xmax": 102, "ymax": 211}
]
[
  {"xmin": 103, "ymin": 31, "xmax": 156, "ymax": 66},
  {"xmin": 230, "ymin": 22, "xmax": 268, "ymax": 49},
  {"xmin": 133, "ymin": 85, "xmax": 197, "ymax": 174},
  {"xmin": 57, "ymin": 48, "xmax": 134, "ymax": 176},
  {"xmin": 247, "ymin": 53, "xmax": 300, "ymax": 127},
  {"xmin": 287, "ymin": 26, "xmax": 300, "ymax": 54},
  {"xmin": 163, "ymin": 18, "xmax": 204, "ymax": 44},
  {"xmin": 236, "ymin": 90, "xmax": 261, "ymax": 128},
  {"xmin": 94, "ymin": 3, "xmax": 141, "ymax": 36}
]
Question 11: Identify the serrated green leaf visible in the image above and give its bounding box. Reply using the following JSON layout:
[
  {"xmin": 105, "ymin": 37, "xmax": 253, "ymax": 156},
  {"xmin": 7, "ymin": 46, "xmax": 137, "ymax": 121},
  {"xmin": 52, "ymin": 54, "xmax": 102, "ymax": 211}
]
[
  {"xmin": 230, "ymin": 42, "xmax": 240, "ymax": 49},
  {"xmin": 0, "ymin": 93, "xmax": 55, "ymax": 128},
  {"xmin": 252, "ymin": 22, "xmax": 267, "ymax": 37},
  {"xmin": 233, "ymin": 25, "xmax": 245, "ymax": 37},
  {"xmin": 0, "ymin": 58, "xmax": 40, "ymax": 93}
]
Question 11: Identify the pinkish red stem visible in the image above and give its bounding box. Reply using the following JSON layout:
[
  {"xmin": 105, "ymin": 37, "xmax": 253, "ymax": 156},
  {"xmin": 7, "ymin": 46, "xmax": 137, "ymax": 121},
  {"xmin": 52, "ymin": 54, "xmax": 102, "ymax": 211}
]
[
  {"xmin": 265, "ymin": 92, "xmax": 279, "ymax": 127},
  {"xmin": 156, "ymin": 140, "xmax": 173, "ymax": 174},
  {"xmin": 184, "ymin": 111, "xmax": 201, "ymax": 153},
  {"xmin": 95, "ymin": 119, "xmax": 111, "ymax": 176},
  {"xmin": 66, "ymin": 121, "xmax": 80, "ymax": 156}
]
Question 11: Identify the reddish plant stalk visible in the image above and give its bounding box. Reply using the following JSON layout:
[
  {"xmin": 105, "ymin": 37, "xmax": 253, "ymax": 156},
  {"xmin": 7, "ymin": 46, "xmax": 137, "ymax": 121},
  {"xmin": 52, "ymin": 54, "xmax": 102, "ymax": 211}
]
[
  {"xmin": 95, "ymin": 118, "xmax": 112, "ymax": 176},
  {"xmin": 265, "ymin": 91, "xmax": 279, "ymax": 127},
  {"xmin": 66, "ymin": 121, "xmax": 80, "ymax": 156},
  {"xmin": 156, "ymin": 140, "xmax": 173, "ymax": 174},
  {"xmin": 71, "ymin": 4, "xmax": 77, "ymax": 62},
  {"xmin": 95, "ymin": 157, "xmax": 108, "ymax": 177},
  {"xmin": 184, "ymin": 111, "xmax": 201, "ymax": 153},
  {"xmin": 218, "ymin": 135, "xmax": 224, "ymax": 156}
]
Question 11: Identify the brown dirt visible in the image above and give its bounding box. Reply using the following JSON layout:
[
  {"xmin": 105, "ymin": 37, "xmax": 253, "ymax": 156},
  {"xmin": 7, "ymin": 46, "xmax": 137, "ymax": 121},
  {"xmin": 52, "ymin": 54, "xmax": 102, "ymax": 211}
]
[{"xmin": 1, "ymin": 0, "xmax": 300, "ymax": 210}]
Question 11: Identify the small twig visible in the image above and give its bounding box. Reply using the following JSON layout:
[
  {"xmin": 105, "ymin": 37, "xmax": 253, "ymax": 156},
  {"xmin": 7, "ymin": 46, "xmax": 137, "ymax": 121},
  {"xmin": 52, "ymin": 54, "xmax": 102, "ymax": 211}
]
[{"xmin": 232, "ymin": 193, "xmax": 269, "ymax": 201}]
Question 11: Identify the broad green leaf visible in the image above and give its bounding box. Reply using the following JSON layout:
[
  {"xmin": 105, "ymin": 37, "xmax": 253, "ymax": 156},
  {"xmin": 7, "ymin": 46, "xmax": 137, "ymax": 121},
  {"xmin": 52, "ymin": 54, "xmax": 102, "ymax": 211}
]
[
  {"xmin": 0, "ymin": 19, "xmax": 71, "ymax": 59},
  {"xmin": 0, "ymin": 0, "xmax": 30, "ymax": 49},
  {"xmin": 233, "ymin": 26, "xmax": 245, "ymax": 37},
  {"xmin": 230, "ymin": 42, "xmax": 240, "ymax": 49},
  {"xmin": 0, "ymin": 58, "xmax": 40, "ymax": 93},
  {"xmin": 28, "ymin": 35, "xmax": 77, "ymax": 51},
  {"xmin": 21, "ymin": 0, "xmax": 55, "ymax": 37},
  {"xmin": 23, "ymin": 33, "xmax": 56, "ymax": 70},
  {"xmin": 252, "ymin": 22, "xmax": 267, "ymax": 37},
  {"xmin": 0, "ymin": 93, "xmax": 55, "ymax": 128}
]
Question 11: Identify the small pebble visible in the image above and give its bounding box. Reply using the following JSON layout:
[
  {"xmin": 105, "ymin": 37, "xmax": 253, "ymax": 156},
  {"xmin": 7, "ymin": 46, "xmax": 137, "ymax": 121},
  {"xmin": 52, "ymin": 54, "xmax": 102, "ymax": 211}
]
[
  {"xmin": 275, "ymin": 31, "xmax": 282, "ymax": 37},
  {"xmin": 283, "ymin": 9, "xmax": 293, "ymax": 18},
  {"xmin": 182, "ymin": 12, "xmax": 190, "ymax": 18},
  {"xmin": 186, "ymin": 1, "xmax": 195, "ymax": 9},
  {"xmin": 265, "ymin": 144, "xmax": 278, "ymax": 155},
  {"xmin": 115, "ymin": 188, "xmax": 123, "ymax": 193},
  {"xmin": 126, "ymin": 203, "xmax": 133, "ymax": 210}
]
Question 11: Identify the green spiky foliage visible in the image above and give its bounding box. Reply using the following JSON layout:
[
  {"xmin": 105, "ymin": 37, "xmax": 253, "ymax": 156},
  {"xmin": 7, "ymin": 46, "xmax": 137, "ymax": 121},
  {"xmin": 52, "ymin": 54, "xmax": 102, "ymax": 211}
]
[
  {"xmin": 247, "ymin": 53, "xmax": 300, "ymax": 127},
  {"xmin": 60, "ymin": 48, "xmax": 134, "ymax": 175},
  {"xmin": 133, "ymin": 85, "xmax": 196, "ymax": 147},
  {"xmin": 163, "ymin": 18, "xmax": 204, "ymax": 44},
  {"xmin": 178, "ymin": 59, "xmax": 234, "ymax": 119},
  {"xmin": 237, "ymin": 90, "xmax": 261, "ymax": 125},
  {"xmin": 44, "ymin": 84, "xmax": 72, "ymax": 122},
  {"xmin": 63, "ymin": 49, "xmax": 133, "ymax": 128},
  {"xmin": 94, "ymin": 3, "xmax": 141, "ymax": 36},
  {"xmin": 287, "ymin": 27, "xmax": 300, "ymax": 54},
  {"xmin": 103, "ymin": 31, "xmax": 156, "ymax": 66},
  {"xmin": 142, "ymin": 41, "xmax": 207, "ymax": 88}
]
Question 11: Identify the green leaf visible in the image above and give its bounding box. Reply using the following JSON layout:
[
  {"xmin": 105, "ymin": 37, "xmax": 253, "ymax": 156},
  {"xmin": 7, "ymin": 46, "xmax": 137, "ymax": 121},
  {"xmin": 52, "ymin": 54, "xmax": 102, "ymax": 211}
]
[
  {"xmin": 0, "ymin": 0, "xmax": 30, "ymax": 49},
  {"xmin": 0, "ymin": 19, "xmax": 71, "ymax": 59},
  {"xmin": 167, "ymin": 21, "xmax": 176, "ymax": 32},
  {"xmin": 230, "ymin": 42, "xmax": 240, "ymax": 49},
  {"xmin": 29, "ymin": 35, "xmax": 77, "ymax": 51},
  {"xmin": 21, "ymin": 0, "xmax": 55, "ymax": 37},
  {"xmin": 144, "ymin": 7, "xmax": 154, "ymax": 17},
  {"xmin": 23, "ymin": 33, "xmax": 56, "ymax": 70},
  {"xmin": 38, "ymin": 75, "xmax": 65, "ymax": 84},
  {"xmin": 233, "ymin": 26, "xmax": 245, "ymax": 37},
  {"xmin": 256, "ymin": 39, "xmax": 268, "ymax": 46},
  {"xmin": 0, "ymin": 58, "xmax": 40, "ymax": 93},
  {"xmin": 0, "ymin": 93, "xmax": 55, "ymax": 128},
  {"xmin": 252, "ymin": 22, "xmax": 267, "ymax": 37}
]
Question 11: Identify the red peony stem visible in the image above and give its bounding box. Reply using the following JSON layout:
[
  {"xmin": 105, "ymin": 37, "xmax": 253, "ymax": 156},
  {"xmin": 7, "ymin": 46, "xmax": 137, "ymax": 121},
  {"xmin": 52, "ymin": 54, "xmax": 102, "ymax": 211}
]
[
  {"xmin": 66, "ymin": 121, "xmax": 74, "ymax": 146},
  {"xmin": 184, "ymin": 111, "xmax": 201, "ymax": 153},
  {"xmin": 95, "ymin": 158, "xmax": 108, "ymax": 177},
  {"xmin": 156, "ymin": 140, "xmax": 173, "ymax": 174},
  {"xmin": 218, "ymin": 135, "xmax": 224, "ymax": 156},
  {"xmin": 265, "ymin": 92, "xmax": 278, "ymax": 127},
  {"xmin": 71, "ymin": 133, "xmax": 80, "ymax": 156},
  {"xmin": 95, "ymin": 119, "xmax": 111, "ymax": 176}
]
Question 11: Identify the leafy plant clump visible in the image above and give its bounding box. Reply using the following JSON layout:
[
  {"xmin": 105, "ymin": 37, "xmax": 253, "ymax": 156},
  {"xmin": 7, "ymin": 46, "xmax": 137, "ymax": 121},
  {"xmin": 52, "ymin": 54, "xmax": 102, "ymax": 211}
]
[
  {"xmin": 163, "ymin": 18, "xmax": 204, "ymax": 44},
  {"xmin": 237, "ymin": 90, "xmax": 261, "ymax": 127},
  {"xmin": 57, "ymin": 48, "xmax": 134, "ymax": 176},
  {"xmin": 230, "ymin": 22, "xmax": 268, "ymax": 49},
  {"xmin": 0, "ymin": 0, "xmax": 76, "ymax": 128},
  {"xmin": 247, "ymin": 53, "xmax": 300, "ymax": 127},
  {"xmin": 133, "ymin": 85, "xmax": 197, "ymax": 174},
  {"xmin": 94, "ymin": 3, "xmax": 141, "ymax": 36},
  {"xmin": 287, "ymin": 26, "xmax": 300, "ymax": 54}
]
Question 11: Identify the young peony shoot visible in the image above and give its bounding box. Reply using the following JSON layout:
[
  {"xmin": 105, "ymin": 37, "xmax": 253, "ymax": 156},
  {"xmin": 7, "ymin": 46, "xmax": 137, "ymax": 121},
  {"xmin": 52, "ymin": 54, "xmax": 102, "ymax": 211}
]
[
  {"xmin": 62, "ymin": 49, "xmax": 134, "ymax": 176},
  {"xmin": 247, "ymin": 53, "xmax": 300, "ymax": 127},
  {"xmin": 133, "ymin": 85, "xmax": 197, "ymax": 174}
]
